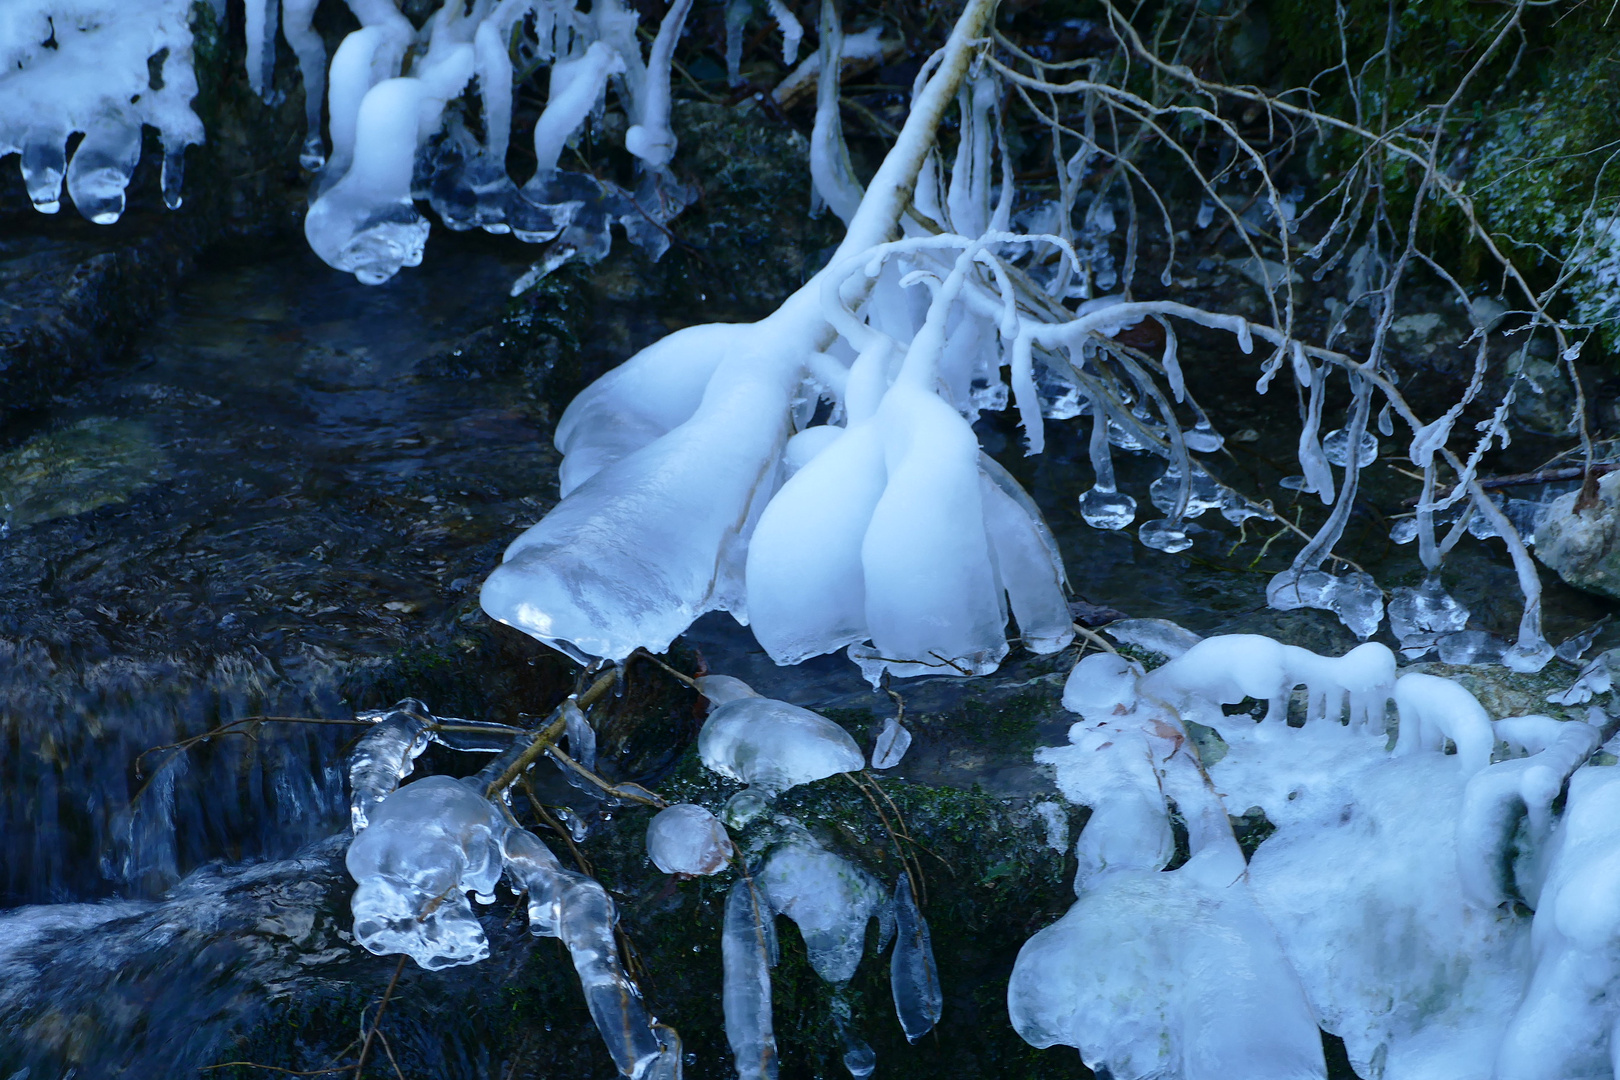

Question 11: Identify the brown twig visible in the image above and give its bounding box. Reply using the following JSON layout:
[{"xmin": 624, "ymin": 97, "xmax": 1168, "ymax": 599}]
[{"xmin": 353, "ymin": 956, "xmax": 407, "ymax": 1080}]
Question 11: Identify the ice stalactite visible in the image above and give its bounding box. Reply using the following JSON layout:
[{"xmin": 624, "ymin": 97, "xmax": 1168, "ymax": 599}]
[
  {"xmin": 889, "ymin": 873, "xmax": 941, "ymax": 1042},
  {"xmin": 723, "ymin": 876, "xmax": 779, "ymax": 1080},
  {"xmin": 503, "ymin": 827, "xmax": 672, "ymax": 1079},
  {"xmin": 0, "ymin": 0, "xmax": 203, "ymax": 222}
]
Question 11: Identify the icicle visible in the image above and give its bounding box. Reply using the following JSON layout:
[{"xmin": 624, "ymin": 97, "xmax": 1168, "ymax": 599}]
[
  {"xmin": 809, "ymin": 0, "xmax": 864, "ymax": 224},
  {"xmin": 244, "ymin": 0, "xmax": 280, "ymax": 102},
  {"xmin": 504, "ymin": 828, "xmax": 668, "ymax": 1078},
  {"xmin": 534, "ymin": 42, "xmax": 626, "ymax": 173},
  {"xmin": 627, "ymin": 0, "xmax": 694, "ymax": 167},
  {"xmin": 281, "ymin": 0, "xmax": 328, "ymax": 169},
  {"xmin": 724, "ymin": 876, "xmax": 779, "ymax": 1080},
  {"xmin": 1297, "ymin": 359, "xmax": 1335, "ymax": 505},
  {"xmin": 66, "ymin": 111, "xmax": 142, "ymax": 225},
  {"xmin": 724, "ymin": 0, "xmax": 751, "ymax": 86},
  {"xmin": 766, "ymin": 0, "xmax": 804, "ymax": 63},
  {"xmin": 562, "ymin": 698, "xmax": 598, "ymax": 772},
  {"xmin": 891, "ymin": 874, "xmax": 941, "ymax": 1042}
]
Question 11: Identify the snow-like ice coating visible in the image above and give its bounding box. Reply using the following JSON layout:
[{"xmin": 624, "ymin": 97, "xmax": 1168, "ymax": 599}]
[
  {"xmin": 0, "ymin": 0, "xmax": 202, "ymax": 222},
  {"xmin": 1018, "ymin": 629, "xmax": 1620, "ymax": 1080}
]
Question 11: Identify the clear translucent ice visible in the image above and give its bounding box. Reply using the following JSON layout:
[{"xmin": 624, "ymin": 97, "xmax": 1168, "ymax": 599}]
[
  {"xmin": 757, "ymin": 836, "xmax": 889, "ymax": 985},
  {"xmin": 347, "ymin": 699, "xmax": 433, "ymax": 831},
  {"xmin": 646, "ymin": 803, "xmax": 731, "ymax": 876},
  {"xmin": 345, "ymin": 775, "xmax": 506, "ymax": 971},
  {"xmin": 697, "ymin": 688, "xmax": 864, "ymax": 825},
  {"xmin": 890, "ymin": 874, "xmax": 941, "ymax": 1042},
  {"xmin": 724, "ymin": 876, "xmax": 779, "ymax": 1080},
  {"xmin": 503, "ymin": 827, "xmax": 669, "ymax": 1079}
]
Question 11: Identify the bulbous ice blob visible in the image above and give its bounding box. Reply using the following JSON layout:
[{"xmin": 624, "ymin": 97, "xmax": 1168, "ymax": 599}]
[
  {"xmin": 1079, "ymin": 484, "xmax": 1137, "ymax": 530},
  {"xmin": 698, "ymin": 696, "xmax": 863, "ymax": 825},
  {"xmin": 346, "ymin": 775, "xmax": 507, "ymax": 970},
  {"xmin": 694, "ymin": 674, "xmax": 762, "ymax": 705},
  {"xmin": 482, "ymin": 356, "xmax": 797, "ymax": 662},
  {"xmin": 647, "ymin": 803, "xmax": 732, "ymax": 875},
  {"xmin": 756, "ymin": 837, "xmax": 889, "ymax": 984},
  {"xmin": 1061, "ymin": 653, "xmax": 1143, "ymax": 721},
  {"xmin": 1388, "ymin": 576, "xmax": 1470, "ymax": 659},
  {"xmin": 857, "ymin": 384, "xmax": 1006, "ymax": 682},
  {"xmin": 747, "ymin": 422, "xmax": 887, "ymax": 665}
]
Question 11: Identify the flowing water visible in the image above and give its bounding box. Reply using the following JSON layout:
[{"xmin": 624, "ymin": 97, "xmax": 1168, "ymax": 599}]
[{"xmin": 1, "ymin": 233, "xmax": 1615, "ymax": 1077}]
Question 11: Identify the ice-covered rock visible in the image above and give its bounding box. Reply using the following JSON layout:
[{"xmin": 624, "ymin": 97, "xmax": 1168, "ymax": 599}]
[
  {"xmin": 1017, "ymin": 692, "xmax": 1325, "ymax": 1079},
  {"xmin": 646, "ymin": 803, "xmax": 731, "ymax": 876},
  {"xmin": 345, "ymin": 775, "xmax": 507, "ymax": 970},
  {"xmin": 1457, "ymin": 715, "xmax": 1601, "ymax": 909},
  {"xmin": 1495, "ymin": 763, "xmax": 1620, "ymax": 1079},
  {"xmin": 697, "ymin": 686, "xmax": 864, "ymax": 825},
  {"xmin": 0, "ymin": 0, "xmax": 203, "ymax": 221}
]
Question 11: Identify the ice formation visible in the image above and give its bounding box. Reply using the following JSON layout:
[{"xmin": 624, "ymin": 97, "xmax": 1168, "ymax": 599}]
[
  {"xmin": 723, "ymin": 876, "xmax": 779, "ymax": 1080},
  {"xmin": 1016, "ymin": 657, "xmax": 1326, "ymax": 1078},
  {"xmin": 890, "ymin": 873, "xmax": 941, "ymax": 1042},
  {"xmin": 646, "ymin": 802, "xmax": 731, "ymax": 876},
  {"xmin": 1018, "ymin": 629, "xmax": 1620, "ymax": 1080},
  {"xmin": 503, "ymin": 827, "xmax": 674, "ymax": 1079},
  {"xmin": 0, "ymin": 0, "xmax": 203, "ymax": 221},
  {"xmin": 345, "ymin": 774, "xmax": 507, "ymax": 970},
  {"xmin": 696, "ymin": 681, "xmax": 864, "ymax": 825},
  {"xmin": 756, "ymin": 834, "xmax": 890, "ymax": 985},
  {"xmin": 347, "ymin": 699, "xmax": 434, "ymax": 831}
]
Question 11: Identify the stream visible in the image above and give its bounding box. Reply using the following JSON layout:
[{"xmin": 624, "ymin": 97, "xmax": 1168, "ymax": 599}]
[{"xmin": 1, "ymin": 228, "xmax": 1615, "ymax": 1078}]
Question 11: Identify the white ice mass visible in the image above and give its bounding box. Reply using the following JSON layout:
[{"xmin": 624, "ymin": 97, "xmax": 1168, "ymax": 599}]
[{"xmin": 1013, "ymin": 630, "xmax": 1620, "ymax": 1080}]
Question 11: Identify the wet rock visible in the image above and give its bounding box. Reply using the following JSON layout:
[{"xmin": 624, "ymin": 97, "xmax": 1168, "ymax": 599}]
[
  {"xmin": 1535, "ymin": 472, "xmax": 1620, "ymax": 600},
  {"xmin": 0, "ymin": 417, "xmax": 169, "ymax": 533}
]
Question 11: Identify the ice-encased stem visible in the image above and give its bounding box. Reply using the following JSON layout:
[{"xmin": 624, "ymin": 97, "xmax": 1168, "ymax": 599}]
[
  {"xmin": 505, "ymin": 828, "xmax": 665, "ymax": 1078},
  {"xmin": 348, "ymin": 701, "xmax": 434, "ymax": 832},
  {"xmin": 724, "ymin": 876, "xmax": 780, "ymax": 1080},
  {"xmin": 890, "ymin": 873, "xmax": 941, "ymax": 1042}
]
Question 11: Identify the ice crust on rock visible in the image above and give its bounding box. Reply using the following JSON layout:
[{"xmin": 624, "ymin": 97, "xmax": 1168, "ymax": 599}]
[
  {"xmin": 697, "ymin": 682, "xmax": 864, "ymax": 825},
  {"xmin": 0, "ymin": 0, "xmax": 203, "ymax": 222},
  {"xmin": 646, "ymin": 803, "xmax": 731, "ymax": 876},
  {"xmin": 1016, "ymin": 669, "xmax": 1326, "ymax": 1079},
  {"xmin": 345, "ymin": 774, "xmax": 506, "ymax": 970}
]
